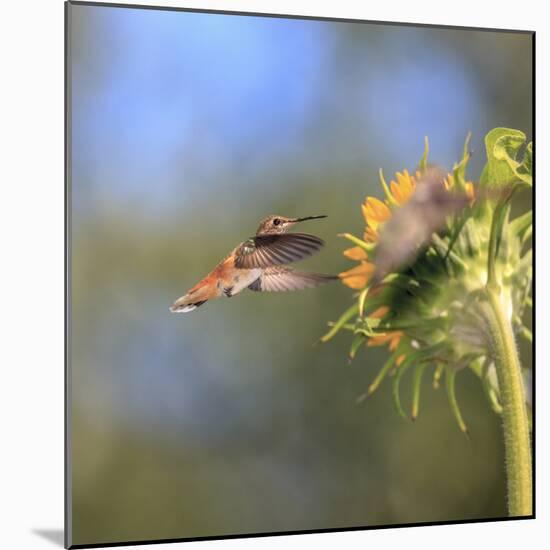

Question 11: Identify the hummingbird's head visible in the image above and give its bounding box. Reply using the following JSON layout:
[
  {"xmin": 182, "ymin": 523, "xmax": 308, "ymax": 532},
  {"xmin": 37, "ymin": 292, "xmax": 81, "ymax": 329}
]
[{"xmin": 256, "ymin": 214, "xmax": 327, "ymax": 235}]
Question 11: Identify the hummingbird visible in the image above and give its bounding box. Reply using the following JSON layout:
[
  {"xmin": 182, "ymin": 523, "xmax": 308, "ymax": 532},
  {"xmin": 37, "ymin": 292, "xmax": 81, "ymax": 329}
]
[{"xmin": 170, "ymin": 215, "xmax": 336, "ymax": 313}]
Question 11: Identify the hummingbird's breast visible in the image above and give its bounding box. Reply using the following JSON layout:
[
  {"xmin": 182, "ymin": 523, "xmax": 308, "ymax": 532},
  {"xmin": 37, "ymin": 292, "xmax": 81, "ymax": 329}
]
[
  {"xmin": 214, "ymin": 256, "xmax": 261, "ymax": 296},
  {"xmin": 230, "ymin": 268, "xmax": 262, "ymax": 295}
]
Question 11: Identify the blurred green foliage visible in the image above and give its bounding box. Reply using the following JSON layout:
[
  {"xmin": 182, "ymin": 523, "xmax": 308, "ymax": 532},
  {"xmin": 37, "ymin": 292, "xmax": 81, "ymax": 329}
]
[{"xmin": 71, "ymin": 188, "xmax": 514, "ymax": 544}]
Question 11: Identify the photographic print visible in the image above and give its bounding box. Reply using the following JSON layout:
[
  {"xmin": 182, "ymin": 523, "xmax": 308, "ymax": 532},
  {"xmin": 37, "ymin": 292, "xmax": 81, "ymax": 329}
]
[{"xmin": 65, "ymin": 2, "xmax": 534, "ymax": 547}]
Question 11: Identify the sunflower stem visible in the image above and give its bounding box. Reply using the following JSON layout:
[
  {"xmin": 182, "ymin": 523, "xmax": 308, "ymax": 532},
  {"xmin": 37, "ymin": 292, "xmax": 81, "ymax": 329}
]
[
  {"xmin": 481, "ymin": 288, "xmax": 532, "ymax": 516},
  {"xmin": 486, "ymin": 204, "xmax": 501, "ymax": 289},
  {"xmin": 486, "ymin": 191, "xmax": 514, "ymax": 289}
]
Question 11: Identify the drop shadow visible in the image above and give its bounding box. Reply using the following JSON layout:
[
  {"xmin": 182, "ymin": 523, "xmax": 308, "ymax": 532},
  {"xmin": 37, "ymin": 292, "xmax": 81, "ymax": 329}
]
[{"xmin": 33, "ymin": 529, "xmax": 64, "ymax": 547}]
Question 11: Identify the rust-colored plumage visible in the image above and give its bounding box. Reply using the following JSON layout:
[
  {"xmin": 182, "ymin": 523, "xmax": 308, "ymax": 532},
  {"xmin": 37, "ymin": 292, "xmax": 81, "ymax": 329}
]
[{"xmin": 170, "ymin": 215, "xmax": 335, "ymax": 313}]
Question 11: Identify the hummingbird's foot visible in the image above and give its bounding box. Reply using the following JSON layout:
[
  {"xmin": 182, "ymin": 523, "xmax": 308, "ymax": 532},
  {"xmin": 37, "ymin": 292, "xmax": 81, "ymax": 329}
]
[{"xmin": 223, "ymin": 286, "xmax": 235, "ymax": 298}]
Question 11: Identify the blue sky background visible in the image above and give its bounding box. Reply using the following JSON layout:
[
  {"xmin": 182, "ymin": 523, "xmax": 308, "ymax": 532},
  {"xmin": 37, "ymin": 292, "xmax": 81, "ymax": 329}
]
[{"xmin": 70, "ymin": 6, "xmax": 531, "ymax": 219}]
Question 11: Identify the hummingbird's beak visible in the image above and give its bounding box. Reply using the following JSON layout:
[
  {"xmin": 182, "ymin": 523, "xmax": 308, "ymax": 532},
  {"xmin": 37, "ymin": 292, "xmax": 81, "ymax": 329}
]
[{"xmin": 293, "ymin": 215, "xmax": 328, "ymax": 222}]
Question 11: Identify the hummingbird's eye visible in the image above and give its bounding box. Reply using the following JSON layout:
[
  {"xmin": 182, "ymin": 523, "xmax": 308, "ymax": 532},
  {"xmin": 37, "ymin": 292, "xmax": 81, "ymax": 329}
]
[{"xmin": 272, "ymin": 218, "xmax": 281, "ymax": 226}]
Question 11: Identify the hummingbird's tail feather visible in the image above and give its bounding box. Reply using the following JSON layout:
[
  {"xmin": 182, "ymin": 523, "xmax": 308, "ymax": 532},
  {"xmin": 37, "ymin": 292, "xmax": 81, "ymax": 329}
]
[
  {"xmin": 170, "ymin": 275, "xmax": 220, "ymax": 313},
  {"xmin": 170, "ymin": 299, "xmax": 207, "ymax": 313}
]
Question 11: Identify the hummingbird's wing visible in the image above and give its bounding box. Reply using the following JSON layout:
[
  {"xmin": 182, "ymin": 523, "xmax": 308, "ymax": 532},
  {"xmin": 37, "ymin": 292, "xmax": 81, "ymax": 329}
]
[
  {"xmin": 371, "ymin": 166, "xmax": 469, "ymax": 285},
  {"xmin": 234, "ymin": 233, "xmax": 324, "ymax": 269},
  {"xmin": 248, "ymin": 266, "xmax": 336, "ymax": 292}
]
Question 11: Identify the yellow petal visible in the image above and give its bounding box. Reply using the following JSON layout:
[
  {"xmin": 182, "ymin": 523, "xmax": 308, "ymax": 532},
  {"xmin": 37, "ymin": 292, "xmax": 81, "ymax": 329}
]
[
  {"xmin": 341, "ymin": 276, "xmax": 368, "ymax": 290},
  {"xmin": 390, "ymin": 180, "xmax": 404, "ymax": 204},
  {"xmin": 343, "ymin": 246, "xmax": 368, "ymax": 261},
  {"xmin": 445, "ymin": 175, "xmax": 475, "ymax": 202},
  {"xmin": 339, "ymin": 262, "xmax": 375, "ymax": 289},
  {"xmin": 389, "ymin": 332, "xmax": 403, "ymax": 351},
  {"xmin": 363, "ymin": 227, "xmax": 379, "ymax": 243},
  {"xmin": 391, "ymin": 170, "xmax": 415, "ymax": 205},
  {"xmin": 396, "ymin": 170, "xmax": 413, "ymax": 190},
  {"xmin": 370, "ymin": 306, "xmax": 390, "ymax": 319},
  {"xmin": 362, "ymin": 197, "xmax": 391, "ymax": 227},
  {"xmin": 367, "ymin": 332, "xmax": 394, "ymax": 347},
  {"xmin": 465, "ymin": 181, "xmax": 475, "ymax": 200},
  {"xmin": 367, "ymin": 330, "xmax": 403, "ymax": 350},
  {"xmin": 361, "ymin": 203, "xmax": 372, "ymax": 227}
]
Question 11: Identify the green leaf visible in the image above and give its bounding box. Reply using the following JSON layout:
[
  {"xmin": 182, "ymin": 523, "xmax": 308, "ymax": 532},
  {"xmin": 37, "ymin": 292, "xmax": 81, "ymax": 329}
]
[
  {"xmin": 520, "ymin": 224, "xmax": 532, "ymax": 247},
  {"xmin": 462, "ymin": 217, "xmax": 481, "ymax": 257},
  {"xmin": 516, "ymin": 142, "xmax": 532, "ymax": 183},
  {"xmin": 473, "ymin": 358, "xmax": 503, "ymax": 415},
  {"xmin": 419, "ymin": 136, "xmax": 429, "ymax": 170},
  {"xmin": 411, "ymin": 363, "xmax": 427, "ymax": 420},
  {"xmin": 494, "ymin": 135, "xmax": 532, "ymax": 186},
  {"xmin": 320, "ymin": 303, "xmax": 358, "ymax": 343},
  {"xmin": 433, "ymin": 363, "xmax": 445, "ymax": 389},
  {"xmin": 509, "ymin": 210, "xmax": 532, "ymax": 245},
  {"xmin": 487, "ymin": 198, "xmax": 513, "ymax": 287},
  {"xmin": 326, "ymin": 322, "xmax": 355, "ymax": 332},
  {"xmin": 482, "ymin": 128, "xmax": 532, "ymax": 189},
  {"xmin": 482, "ymin": 372, "xmax": 503, "ymax": 415},
  {"xmin": 348, "ymin": 333, "xmax": 366, "ymax": 363},
  {"xmin": 445, "ymin": 367, "xmax": 469, "ymax": 435},
  {"xmin": 452, "ymin": 132, "xmax": 472, "ymax": 193},
  {"xmin": 390, "ymin": 350, "xmax": 434, "ymax": 420},
  {"xmin": 358, "ymin": 288, "xmax": 369, "ymax": 318},
  {"xmin": 354, "ymin": 316, "xmax": 382, "ymax": 338},
  {"xmin": 392, "ymin": 358, "xmax": 411, "ymax": 420},
  {"xmin": 337, "ymin": 233, "xmax": 376, "ymax": 253},
  {"xmin": 379, "ymin": 168, "xmax": 400, "ymax": 207},
  {"xmin": 519, "ymin": 325, "xmax": 532, "ymax": 344},
  {"xmin": 479, "ymin": 163, "xmax": 490, "ymax": 187},
  {"xmin": 431, "ymin": 233, "xmax": 468, "ymax": 271},
  {"xmin": 357, "ymin": 350, "xmax": 400, "ymax": 402},
  {"xmin": 519, "ymin": 249, "xmax": 532, "ymax": 277}
]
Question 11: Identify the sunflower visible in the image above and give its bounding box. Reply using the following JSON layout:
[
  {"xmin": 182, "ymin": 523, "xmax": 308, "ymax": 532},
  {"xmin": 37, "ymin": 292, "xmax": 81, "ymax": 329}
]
[
  {"xmin": 339, "ymin": 169, "xmax": 417, "ymax": 291},
  {"xmin": 339, "ymin": 168, "xmax": 475, "ymax": 292},
  {"xmin": 323, "ymin": 134, "xmax": 532, "ymax": 436},
  {"xmin": 323, "ymin": 130, "xmax": 533, "ymax": 518}
]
